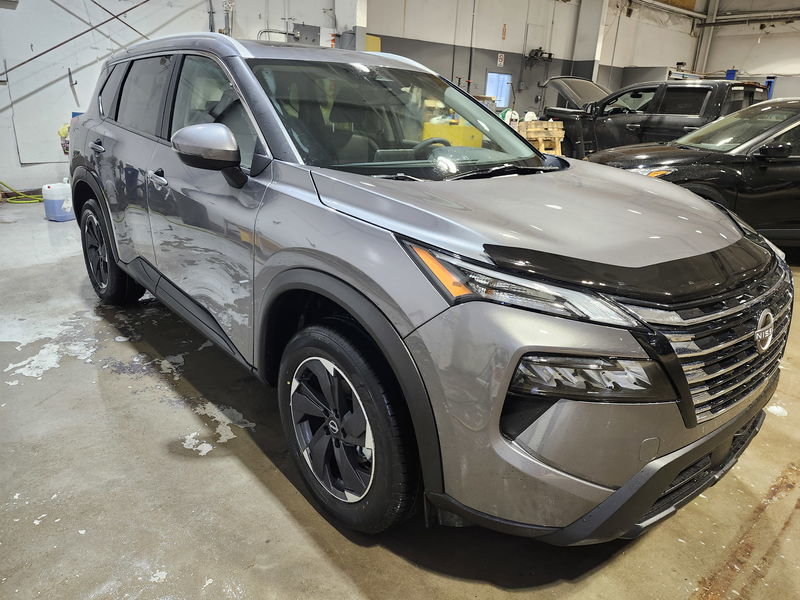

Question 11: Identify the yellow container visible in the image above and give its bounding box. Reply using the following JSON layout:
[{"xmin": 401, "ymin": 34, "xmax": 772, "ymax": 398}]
[{"xmin": 421, "ymin": 121, "xmax": 483, "ymax": 148}]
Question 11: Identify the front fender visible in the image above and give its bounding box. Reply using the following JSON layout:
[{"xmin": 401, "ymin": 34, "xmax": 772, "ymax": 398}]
[{"xmin": 256, "ymin": 267, "xmax": 445, "ymax": 495}]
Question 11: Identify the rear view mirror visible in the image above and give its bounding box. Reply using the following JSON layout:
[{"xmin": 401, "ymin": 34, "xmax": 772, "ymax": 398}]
[
  {"xmin": 172, "ymin": 123, "xmax": 247, "ymax": 187},
  {"xmin": 755, "ymin": 143, "xmax": 792, "ymax": 160}
]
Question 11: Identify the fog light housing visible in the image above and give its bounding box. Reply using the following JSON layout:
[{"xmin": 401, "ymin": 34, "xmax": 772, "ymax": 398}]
[{"xmin": 510, "ymin": 355, "xmax": 675, "ymax": 402}]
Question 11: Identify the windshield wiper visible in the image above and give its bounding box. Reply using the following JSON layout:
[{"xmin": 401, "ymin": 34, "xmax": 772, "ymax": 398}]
[
  {"xmin": 371, "ymin": 173, "xmax": 426, "ymax": 181},
  {"xmin": 444, "ymin": 163, "xmax": 559, "ymax": 181}
]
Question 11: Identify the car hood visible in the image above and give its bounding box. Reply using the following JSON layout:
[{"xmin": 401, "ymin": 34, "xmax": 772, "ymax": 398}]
[
  {"xmin": 311, "ymin": 159, "xmax": 770, "ymax": 302},
  {"xmin": 588, "ymin": 142, "xmax": 715, "ymax": 169},
  {"xmin": 542, "ymin": 76, "xmax": 610, "ymax": 108}
]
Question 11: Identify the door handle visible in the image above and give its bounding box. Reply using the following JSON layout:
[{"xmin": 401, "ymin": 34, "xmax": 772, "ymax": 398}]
[
  {"xmin": 147, "ymin": 168, "xmax": 169, "ymax": 188},
  {"xmin": 625, "ymin": 123, "xmax": 641, "ymax": 131},
  {"xmin": 89, "ymin": 139, "xmax": 105, "ymax": 153},
  {"xmin": 683, "ymin": 126, "xmax": 699, "ymax": 132}
]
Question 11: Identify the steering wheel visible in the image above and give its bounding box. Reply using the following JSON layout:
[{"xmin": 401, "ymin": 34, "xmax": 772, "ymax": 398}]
[{"xmin": 413, "ymin": 137, "xmax": 451, "ymax": 159}]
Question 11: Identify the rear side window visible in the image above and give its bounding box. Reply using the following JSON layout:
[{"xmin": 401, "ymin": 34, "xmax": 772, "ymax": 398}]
[
  {"xmin": 721, "ymin": 86, "xmax": 768, "ymax": 115},
  {"xmin": 116, "ymin": 56, "xmax": 172, "ymax": 136},
  {"xmin": 658, "ymin": 87, "xmax": 711, "ymax": 115},
  {"xmin": 99, "ymin": 64, "xmax": 126, "ymax": 118}
]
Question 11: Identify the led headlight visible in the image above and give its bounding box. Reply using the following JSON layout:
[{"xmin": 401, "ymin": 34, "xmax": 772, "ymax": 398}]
[
  {"xmin": 510, "ymin": 355, "xmax": 675, "ymax": 402},
  {"xmin": 627, "ymin": 167, "xmax": 676, "ymax": 178},
  {"xmin": 407, "ymin": 243, "xmax": 639, "ymax": 327}
]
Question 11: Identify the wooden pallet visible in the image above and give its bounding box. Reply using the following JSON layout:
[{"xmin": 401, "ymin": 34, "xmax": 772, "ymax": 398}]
[{"xmin": 517, "ymin": 121, "xmax": 565, "ymax": 155}]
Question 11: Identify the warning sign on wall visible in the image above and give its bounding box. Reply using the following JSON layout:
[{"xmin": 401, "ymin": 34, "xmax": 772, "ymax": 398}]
[{"xmin": 497, "ymin": 53, "xmax": 505, "ymax": 68}]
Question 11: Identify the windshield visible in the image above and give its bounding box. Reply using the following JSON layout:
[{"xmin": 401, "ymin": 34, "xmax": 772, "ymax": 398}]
[
  {"xmin": 676, "ymin": 101, "xmax": 800, "ymax": 152},
  {"xmin": 248, "ymin": 59, "xmax": 544, "ymax": 180}
]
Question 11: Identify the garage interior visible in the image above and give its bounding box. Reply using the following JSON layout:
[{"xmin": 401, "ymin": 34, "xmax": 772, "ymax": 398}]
[{"xmin": 1, "ymin": 1, "xmax": 800, "ymax": 598}]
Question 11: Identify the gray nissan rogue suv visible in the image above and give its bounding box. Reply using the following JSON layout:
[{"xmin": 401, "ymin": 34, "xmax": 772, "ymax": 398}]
[{"xmin": 69, "ymin": 34, "xmax": 793, "ymax": 545}]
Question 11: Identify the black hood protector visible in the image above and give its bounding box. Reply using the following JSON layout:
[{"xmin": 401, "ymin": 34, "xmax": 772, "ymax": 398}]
[{"xmin": 485, "ymin": 235, "xmax": 773, "ymax": 305}]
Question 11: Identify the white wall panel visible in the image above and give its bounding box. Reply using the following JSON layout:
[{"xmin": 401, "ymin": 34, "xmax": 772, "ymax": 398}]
[
  {"xmin": 0, "ymin": 0, "xmax": 337, "ymax": 187},
  {"xmin": 706, "ymin": 19, "xmax": 800, "ymax": 76},
  {"xmin": 600, "ymin": 1, "xmax": 698, "ymax": 68}
]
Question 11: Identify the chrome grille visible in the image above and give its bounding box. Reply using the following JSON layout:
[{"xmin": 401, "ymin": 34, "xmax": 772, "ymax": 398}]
[{"xmin": 621, "ymin": 262, "xmax": 793, "ymax": 423}]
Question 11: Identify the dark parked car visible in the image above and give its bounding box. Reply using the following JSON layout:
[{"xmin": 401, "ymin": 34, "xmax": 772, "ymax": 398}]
[
  {"xmin": 544, "ymin": 76, "xmax": 767, "ymax": 158},
  {"xmin": 588, "ymin": 98, "xmax": 800, "ymax": 247}
]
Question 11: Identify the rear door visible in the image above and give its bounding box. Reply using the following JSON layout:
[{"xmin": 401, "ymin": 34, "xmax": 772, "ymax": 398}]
[
  {"xmin": 89, "ymin": 55, "xmax": 173, "ymax": 264},
  {"xmin": 146, "ymin": 53, "xmax": 271, "ymax": 360},
  {"xmin": 644, "ymin": 84, "xmax": 713, "ymax": 142},
  {"xmin": 594, "ymin": 85, "xmax": 660, "ymax": 150}
]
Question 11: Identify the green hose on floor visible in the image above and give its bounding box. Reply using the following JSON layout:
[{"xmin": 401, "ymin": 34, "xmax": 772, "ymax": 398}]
[{"xmin": 0, "ymin": 180, "xmax": 43, "ymax": 203}]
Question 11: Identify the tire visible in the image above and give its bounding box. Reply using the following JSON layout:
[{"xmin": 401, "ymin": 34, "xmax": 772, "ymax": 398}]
[
  {"xmin": 79, "ymin": 199, "xmax": 145, "ymax": 305},
  {"xmin": 278, "ymin": 321, "xmax": 419, "ymax": 533}
]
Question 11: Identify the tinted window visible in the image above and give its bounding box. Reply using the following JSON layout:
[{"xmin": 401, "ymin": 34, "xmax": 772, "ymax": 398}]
[
  {"xmin": 171, "ymin": 56, "xmax": 259, "ymax": 170},
  {"xmin": 99, "ymin": 64, "xmax": 126, "ymax": 118},
  {"xmin": 658, "ymin": 87, "xmax": 710, "ymax": 115},
  {"xmin": 721, "ymin": 86, "xmax": 768, "ymax": 115},
  {"xmin": 116, "ymin": 56, "xmax": 172, "ymax": 136},
  {"xmin": 774, "ymin": 124, "xmax": 800, "ymax": 155},
  {"xmin": 601, "ymin": 88, "xmax": 657, "ymax": 115},
  {"xmin": 677, "ymin": 102, "xmax": 800, "ymax": 152}
]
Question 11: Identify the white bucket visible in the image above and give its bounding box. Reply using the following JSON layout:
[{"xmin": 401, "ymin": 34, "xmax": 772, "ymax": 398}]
[{"xmin": 42, "ymin": 178, "xmax": 75, "ymax": 222}]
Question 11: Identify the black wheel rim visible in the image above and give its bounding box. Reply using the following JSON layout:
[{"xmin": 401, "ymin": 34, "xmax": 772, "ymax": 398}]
[
  {"xmin": 83, "ymin": 213, "xmax": 109, "ymax": 291},
  {"xmin": 290, "ymin": 357, "xmax": 375, "ymax": 503}
]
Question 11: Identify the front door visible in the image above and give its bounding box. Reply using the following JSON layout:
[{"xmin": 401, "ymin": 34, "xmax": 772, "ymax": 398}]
[
  {"xmin": 736, "ymin": 123, "xmax": 800, "ymax": 245},
  {"xmin": 594, "ymin": 86, "xmax": 659, "ymax": 150},
  {"xmin": 147, "ymin": 54, "xmax": 271, "ymax": 360}
]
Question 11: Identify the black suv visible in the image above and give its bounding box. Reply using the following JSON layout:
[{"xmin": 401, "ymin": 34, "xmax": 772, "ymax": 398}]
[{"xmin": 543, "ymin": 77, "xmax": 767, "ymax": 158}]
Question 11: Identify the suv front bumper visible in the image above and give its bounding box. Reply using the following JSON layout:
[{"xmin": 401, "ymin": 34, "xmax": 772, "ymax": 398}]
[{"xmin": 406, "ymin": 301, "xmax": 777, "ymax": 544}]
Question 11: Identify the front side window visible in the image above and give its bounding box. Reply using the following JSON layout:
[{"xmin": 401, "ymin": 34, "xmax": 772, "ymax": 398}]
[
  {"xmin": 677, "ymin": 101, "xmax": 800, "ymax": 152},
  {"xmin": 601, "ymin": 88, "xmax": 657, "ymax": 115},
  {"xmin": 773, "ymin": 123, "xmax": 800, "ymax": 156},
  {"xmin": 658, "ymin": 87, "xmax": 711, "ymax": 116},
  {"xmin": 248, "ymin": 59, "xmax": 544, "ymax": 180},
  {"xmin": 116, "ymin": 56, "xmax": 172, "ymax": 136},
  {"xmin": 171, "ymin": 55, "xmax": 259, "ymax": 170}
]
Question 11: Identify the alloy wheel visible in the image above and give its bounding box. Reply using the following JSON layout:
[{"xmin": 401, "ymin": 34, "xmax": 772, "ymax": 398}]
[
  {"xmin": 83, "ymin": 212, "xmax": 109, "ymax": 291},
  {"xmin": 290, "ymin": 356, "xmax": 375, "ymax": 503}
]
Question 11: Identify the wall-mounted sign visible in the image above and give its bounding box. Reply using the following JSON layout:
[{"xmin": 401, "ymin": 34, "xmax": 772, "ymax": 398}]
[{"xmin": 497, "ymin": 53, "xmax": 505, "ymax": 68}]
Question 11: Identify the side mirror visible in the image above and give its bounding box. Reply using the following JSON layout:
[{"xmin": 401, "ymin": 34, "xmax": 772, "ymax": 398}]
[
  {"xmin": 171, "ymin": 123, "xmax": 247, "ymax": 187},
  {"xmin": 583, "ymin": 102, "xmax": 596, "ymax": 115},
  {"xmin": 755, "ymin": 143, "xmax": 792, "ymax": 160}
]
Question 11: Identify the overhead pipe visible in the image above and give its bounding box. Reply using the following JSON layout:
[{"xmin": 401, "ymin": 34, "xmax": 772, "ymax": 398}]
[
  {"xmin": 257, "ymin": 28, "xmax": 300, "ymax": 41},
  {"xmin": 207, "ymin": 0, "xmax": 215, "ymax": 32},
  {"xmin": 631, "ymin": 0, "xmax": 706, "ymax": 20},
  {"xmin": 699, "ymin": 13, "xmax": 800, "ymax": 27}
]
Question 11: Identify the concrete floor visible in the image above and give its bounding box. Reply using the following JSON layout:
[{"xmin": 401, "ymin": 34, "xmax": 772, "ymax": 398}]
[{"xmin": 0, "ymin": 201, "xmax": 798, "ymax": 600}]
